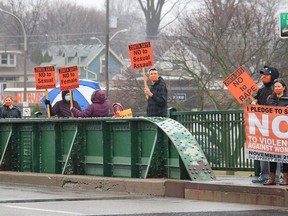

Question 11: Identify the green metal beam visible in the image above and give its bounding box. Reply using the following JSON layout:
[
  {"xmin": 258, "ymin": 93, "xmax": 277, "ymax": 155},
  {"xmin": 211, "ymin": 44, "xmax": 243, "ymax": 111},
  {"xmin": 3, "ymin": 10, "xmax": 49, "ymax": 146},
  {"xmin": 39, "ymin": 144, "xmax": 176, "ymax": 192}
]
[{"xmin": 145, "ymin": 117, "xmax": 216, "ymax": 181}]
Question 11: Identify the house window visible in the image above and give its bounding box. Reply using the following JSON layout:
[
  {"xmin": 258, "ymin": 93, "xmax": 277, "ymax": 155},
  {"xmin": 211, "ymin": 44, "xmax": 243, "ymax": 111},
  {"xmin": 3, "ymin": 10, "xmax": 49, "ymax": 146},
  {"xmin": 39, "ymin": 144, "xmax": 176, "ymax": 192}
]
[
  {"xmin": 1, "ymin": 54, "xmax": 8, "ymax": 64},
  {"xmin": 68, "ymin": 57, "xmax": 73, "ymax": 63},
  {"xmin": 172, "ymin": 59, "xmax": 182, "ymax": 70},
  {"xmin": 9, "ymin": 54, "xmax": 15, "ymax": 64},
  {"xmin": 100, "ymin": 56, "xmax": 105, "ymax": 75},
  {"xmin": 0, "ymin": 53, "xmax": 16, "ymax": 66},
  {"xmin": 80, "ymin": 56, "xmax": 86, "ymax": 63}
]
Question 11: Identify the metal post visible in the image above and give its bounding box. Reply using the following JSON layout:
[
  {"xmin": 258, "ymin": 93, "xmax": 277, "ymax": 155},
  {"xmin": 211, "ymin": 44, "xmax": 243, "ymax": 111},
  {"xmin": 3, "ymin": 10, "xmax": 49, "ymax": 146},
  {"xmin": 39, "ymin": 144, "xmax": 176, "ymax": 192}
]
[
  {"xmin": 0, "ymin": 9, "xmax": 27, "ymax": 104},
  {"xmin": 105, "ymin": 0, "xmax": 110, "ymax": 97}
]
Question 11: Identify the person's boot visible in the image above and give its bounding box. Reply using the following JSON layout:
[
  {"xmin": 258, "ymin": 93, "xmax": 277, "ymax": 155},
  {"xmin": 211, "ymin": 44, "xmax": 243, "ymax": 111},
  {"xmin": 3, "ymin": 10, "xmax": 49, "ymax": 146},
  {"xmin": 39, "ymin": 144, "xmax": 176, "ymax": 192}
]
[
  {"xmin": 280, "ymin": 173, "xmax": 288, "ymax": 185},
  {"xmin": 263, "ymin": 172, "xmax": 276, "ymax": 185}
]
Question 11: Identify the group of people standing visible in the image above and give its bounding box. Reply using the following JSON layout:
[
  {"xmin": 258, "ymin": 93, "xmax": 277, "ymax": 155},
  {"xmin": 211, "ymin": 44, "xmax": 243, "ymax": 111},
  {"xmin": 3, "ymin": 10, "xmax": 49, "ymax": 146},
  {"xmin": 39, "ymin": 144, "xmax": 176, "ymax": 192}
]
[
  {"xmin": 44, "ymin": 67, "xmax": 168, "ymax": 118},
  {"xmin": 251, "ymin": 66, "xmax": 288, "ymax": 186},
  {"xmin": 45, "ymin": 89, "xmax": 110, "ymax": 118},
  {"xmin": 0, "ymin": 66, "xmax": 287, "ymax": 186},
  {"xmin": 0, "ymin": 67, "xmax": 168, "ymax": 120}
]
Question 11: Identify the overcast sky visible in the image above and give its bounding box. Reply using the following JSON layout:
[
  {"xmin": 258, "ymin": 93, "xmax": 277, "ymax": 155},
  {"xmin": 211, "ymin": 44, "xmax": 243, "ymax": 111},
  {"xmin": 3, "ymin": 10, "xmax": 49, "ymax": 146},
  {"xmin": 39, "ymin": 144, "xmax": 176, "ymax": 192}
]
[{"xmin": 74, "ymin": 0, "xmax": 106, "ymax": 10}]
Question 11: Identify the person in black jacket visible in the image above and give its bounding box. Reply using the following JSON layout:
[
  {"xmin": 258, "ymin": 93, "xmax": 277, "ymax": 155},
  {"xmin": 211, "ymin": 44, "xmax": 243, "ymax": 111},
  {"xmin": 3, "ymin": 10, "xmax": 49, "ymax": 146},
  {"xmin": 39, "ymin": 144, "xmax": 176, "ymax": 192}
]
[
  {"xmin": 264, "ymin": 79, "xmax": 288, "ymax": 185},
  {"xmin": 1, "ymin": 96, "xmax": 21, "ymax": 118},
  {"xmin": 144, "ymin": 68, "xmax": 167, "ymax": 117},
  {"xmin": 251, "ymin": 66, "xmax": 280, "ymax": 184},
  {"xmin": 45, "ymin": 90, "xmax": 81, "ymax": 118}
]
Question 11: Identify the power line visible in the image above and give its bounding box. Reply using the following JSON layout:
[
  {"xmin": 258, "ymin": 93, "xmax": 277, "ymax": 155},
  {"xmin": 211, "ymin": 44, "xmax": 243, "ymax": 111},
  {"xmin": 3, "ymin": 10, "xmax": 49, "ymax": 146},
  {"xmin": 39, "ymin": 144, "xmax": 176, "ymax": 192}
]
[{"xmin": 0, "ymin": 32, "xmax": 106, "ymax": 38}]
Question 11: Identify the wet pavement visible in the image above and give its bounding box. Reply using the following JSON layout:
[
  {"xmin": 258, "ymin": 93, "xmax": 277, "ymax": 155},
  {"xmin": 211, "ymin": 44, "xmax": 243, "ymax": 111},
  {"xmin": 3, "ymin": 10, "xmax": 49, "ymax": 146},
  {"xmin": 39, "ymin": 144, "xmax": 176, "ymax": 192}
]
[
  {"xmin": 0, "ymin": 183, "xmax": 287, "ymax": 216},
  {"xmin": 0, "ymin": 170, "xmax": 287, "ymax": 215}
]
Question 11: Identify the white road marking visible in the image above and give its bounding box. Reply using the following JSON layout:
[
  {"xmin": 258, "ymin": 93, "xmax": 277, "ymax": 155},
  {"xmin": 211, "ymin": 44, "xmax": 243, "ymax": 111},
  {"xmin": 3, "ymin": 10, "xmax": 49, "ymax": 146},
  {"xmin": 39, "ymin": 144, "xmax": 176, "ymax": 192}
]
[{"xmin": 3, "ymin": 205, "xmax": 86, "ymax": 215}]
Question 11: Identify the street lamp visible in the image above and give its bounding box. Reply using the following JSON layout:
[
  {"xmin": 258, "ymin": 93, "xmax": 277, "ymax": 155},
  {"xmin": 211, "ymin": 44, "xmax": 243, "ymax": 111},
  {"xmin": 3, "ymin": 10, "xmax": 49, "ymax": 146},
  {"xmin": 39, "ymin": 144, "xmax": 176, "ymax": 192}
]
[
  {"xmin": 104, "ymin": 27, "xmax": 128, "ymax": 96},
  {"xmin": 90, "ymin": 36, "xmax": 104, "ymax": 45},
  {"xmin": 0, "ymin": 8, "xmax": 28, "ymax": 105},
  {"xmin": 109, "ymin": 29, "xmax": 128, "ymax": 42},
  {"xmin": 105, "ymin": 4, "xmax": 128, "ymax": 97}
]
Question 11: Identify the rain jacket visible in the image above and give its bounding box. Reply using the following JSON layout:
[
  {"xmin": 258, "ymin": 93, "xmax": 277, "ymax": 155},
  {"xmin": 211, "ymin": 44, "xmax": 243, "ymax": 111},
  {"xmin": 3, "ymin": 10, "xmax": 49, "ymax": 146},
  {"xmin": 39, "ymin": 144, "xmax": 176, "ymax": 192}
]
[
  {"xmin": 71, "ymin": 90, "xmax": 109, "ymax": 117},
  {"xmin": 146, "ymin": 77, "xmax": 167, "ymax": 117},
  {"xmin": 268, "ymin": 94, "xmax": 288, "ymax": 107},
  {"xmin": 51, "ymin": 91, "xmax": 81, "ymax": 118},
  {"xmin": 1, "ymin": 105, "xmax": 21, "ymax": 118},
  {"xmin": 254, "ymin": 66, "xmax": 279, "ymax": 105}
]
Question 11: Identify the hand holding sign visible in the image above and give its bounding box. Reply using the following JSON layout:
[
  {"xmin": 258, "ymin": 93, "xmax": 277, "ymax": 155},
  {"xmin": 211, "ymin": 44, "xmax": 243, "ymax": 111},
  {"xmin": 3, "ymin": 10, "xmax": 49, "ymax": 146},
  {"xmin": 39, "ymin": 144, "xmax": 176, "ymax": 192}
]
[
  {"xmin": 58, "ymin": 65, "xmax": 80, "ymax": 117},
  {"xmin": 34, "ymin": 66, "xmax": 56, "ymax": 118},
  {"xmin": 129, "ymin": 41, "xmax": 154, "ymax": 97}
]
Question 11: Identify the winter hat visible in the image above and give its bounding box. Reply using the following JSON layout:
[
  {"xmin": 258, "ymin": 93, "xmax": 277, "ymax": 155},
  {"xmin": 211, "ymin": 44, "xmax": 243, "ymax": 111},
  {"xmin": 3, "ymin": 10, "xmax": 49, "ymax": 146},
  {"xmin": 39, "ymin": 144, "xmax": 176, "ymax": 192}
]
[
  {"xmin": 260, "ymin": 66, "xmax": 279, "ymax": 82},
  {"xmin": 112, "ymin": 103, "xmax": 124, "ymax": 114}
]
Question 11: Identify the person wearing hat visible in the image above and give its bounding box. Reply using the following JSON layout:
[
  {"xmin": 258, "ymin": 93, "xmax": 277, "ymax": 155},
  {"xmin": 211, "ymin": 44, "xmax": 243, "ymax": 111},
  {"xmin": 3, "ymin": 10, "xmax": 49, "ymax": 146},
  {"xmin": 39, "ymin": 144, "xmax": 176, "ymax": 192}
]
[
  {"xmin": 144, "ymin": 67, "xmax": 168, "ymax": 117},
  {"xmin": 252, "ymin": 66, "xmax": 279, "ymax": 105},
  {"xmin": 112, "ymin": 103, "xmax": 124, "ymax": 118},
  {"xmin": 251, "ymin": 65, "xmax": 281, "ymax": 184}
]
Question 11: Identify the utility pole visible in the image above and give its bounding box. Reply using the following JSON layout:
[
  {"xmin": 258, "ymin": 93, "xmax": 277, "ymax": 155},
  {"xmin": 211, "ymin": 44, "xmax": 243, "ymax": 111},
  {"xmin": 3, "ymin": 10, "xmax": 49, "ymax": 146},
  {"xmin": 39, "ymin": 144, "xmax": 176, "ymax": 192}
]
[
  {"xmin": 105, "ymin": 0, "xmax": 110, "ymax": 97},
  {"xmin": 0, "ymin": 9, "xmax": 28, "ymax": 105}
]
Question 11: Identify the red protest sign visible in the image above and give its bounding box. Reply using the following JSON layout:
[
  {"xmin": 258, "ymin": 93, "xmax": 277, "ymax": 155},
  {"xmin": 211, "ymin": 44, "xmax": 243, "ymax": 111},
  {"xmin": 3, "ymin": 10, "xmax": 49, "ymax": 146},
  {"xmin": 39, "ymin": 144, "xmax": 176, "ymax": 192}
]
[
  {"xmin": 223, "ymin": 67, "xmax": 259, "ymax": 104},
  {"xmin": 244, "ymin": 104, "xmax": 288, "ymax": 163},
  {"xmin": 58, "ymin": 65, "xmax": 79, "ymax": 91},
  {"xmin": 128, "ymin": 41, "xmax": 154, "ymax": 70},
  {"xmin": 34, "ymin": 66, "xmax": 56, "ymax": 90}
]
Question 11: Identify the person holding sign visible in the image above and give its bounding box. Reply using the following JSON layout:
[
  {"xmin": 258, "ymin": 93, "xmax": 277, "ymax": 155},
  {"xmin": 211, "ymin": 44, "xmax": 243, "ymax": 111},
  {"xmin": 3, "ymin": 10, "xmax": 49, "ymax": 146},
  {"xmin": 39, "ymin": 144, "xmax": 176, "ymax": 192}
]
[
  {"xmin": 251, "ymin": 66, "xmax": 280, "ymax": 184},
  {"xmin": 45, "ymin": 90, "xmax": 81, "ymax": 118},
  {"xmin": 252, "ymin": 66, "xmax": 279, "ymax": 105},
  {"xmin": 264, "ymin": 79, "xmax": 288, "ymax": 185},
  {"xmin": 144, "ymin": 68, "xmax": 168, "ymax": 117},
  {"xmin": 0, "ymin": 96, "xmax": 21, "ymax": 118},
  {"xmin": 112, "ymin": 103, "xmax": 124, "ymax": 118},
  {"xmin": 70, "ymin": 90, "xmax": 109, "ymax": 117}
]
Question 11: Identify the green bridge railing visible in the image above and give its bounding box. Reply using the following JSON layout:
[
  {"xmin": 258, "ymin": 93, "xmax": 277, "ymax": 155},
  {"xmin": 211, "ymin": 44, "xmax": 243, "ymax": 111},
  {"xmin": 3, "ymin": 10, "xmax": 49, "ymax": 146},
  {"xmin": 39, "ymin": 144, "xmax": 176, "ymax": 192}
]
[
  {"xmin": 170, "ymin": 109, "xmax": 254, "ymax": 171},
  {"xmin": 0, "ymin": 109, "xmax": 254, "ymax": 180}
]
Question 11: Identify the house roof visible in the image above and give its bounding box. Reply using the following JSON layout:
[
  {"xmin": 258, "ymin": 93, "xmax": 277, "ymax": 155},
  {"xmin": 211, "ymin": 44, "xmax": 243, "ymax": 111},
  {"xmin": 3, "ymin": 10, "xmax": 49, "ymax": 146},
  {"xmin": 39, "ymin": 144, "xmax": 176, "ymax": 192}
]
[{"xmin": 41, "ymin": 44, "xmax": 125, "ymax": 68}]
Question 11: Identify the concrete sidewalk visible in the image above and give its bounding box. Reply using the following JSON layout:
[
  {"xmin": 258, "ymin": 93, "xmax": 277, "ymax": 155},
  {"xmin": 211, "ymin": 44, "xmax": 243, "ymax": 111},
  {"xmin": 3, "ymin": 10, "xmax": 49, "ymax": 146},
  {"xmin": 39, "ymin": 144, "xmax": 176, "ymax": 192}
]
[{"xmin": 0, "ymin": 171, "xmax": 287, "ymax": 207}]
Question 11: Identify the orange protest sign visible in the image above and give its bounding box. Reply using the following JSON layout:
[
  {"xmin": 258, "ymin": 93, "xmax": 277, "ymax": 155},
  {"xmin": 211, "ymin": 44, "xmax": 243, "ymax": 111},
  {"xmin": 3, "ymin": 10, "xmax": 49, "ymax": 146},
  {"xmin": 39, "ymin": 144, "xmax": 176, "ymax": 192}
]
[
  {"xmin": 128, "ymin": 41, "xmax": 154, "ymax": 70},
  {"xmin": 58, "ymin": 65, "xmax": 79, "ymax": 91},
  {"xmin": 244, "ymin": 104, "xmax": 288, "ymax": 163},
  {"xmin": 223, "ymin": 67, "xmax": 259, "ymax": 104},
  {"xmin": 34, "ymin": 66, "xmax": 56, "ymax": 90},
  {"xmin": 118, "ymin": 108, "xmax": 133, "ymax": 118}
]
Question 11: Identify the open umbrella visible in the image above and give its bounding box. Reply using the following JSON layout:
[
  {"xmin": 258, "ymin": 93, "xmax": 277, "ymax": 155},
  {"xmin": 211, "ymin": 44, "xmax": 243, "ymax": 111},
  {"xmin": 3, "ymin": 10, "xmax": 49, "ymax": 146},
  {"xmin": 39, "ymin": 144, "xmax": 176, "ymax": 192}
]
[{"xmin": 41, "ymin": 79, "xmax": 101, "ymax": 111}]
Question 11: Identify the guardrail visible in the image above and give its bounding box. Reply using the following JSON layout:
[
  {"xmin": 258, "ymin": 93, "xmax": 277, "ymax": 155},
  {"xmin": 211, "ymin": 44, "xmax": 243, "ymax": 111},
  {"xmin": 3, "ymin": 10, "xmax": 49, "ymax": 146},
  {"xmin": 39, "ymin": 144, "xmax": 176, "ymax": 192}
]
[
  {"xmin": 0, "ymin": 117, "xmax": 215, "ymax": 181},
  {"xmin": 0, "ymin": 109, "xmax": 254, "ymax": 177},
  {"xmin": 170, "ymin": 109, "xmax": 254, "ymax": 171}
]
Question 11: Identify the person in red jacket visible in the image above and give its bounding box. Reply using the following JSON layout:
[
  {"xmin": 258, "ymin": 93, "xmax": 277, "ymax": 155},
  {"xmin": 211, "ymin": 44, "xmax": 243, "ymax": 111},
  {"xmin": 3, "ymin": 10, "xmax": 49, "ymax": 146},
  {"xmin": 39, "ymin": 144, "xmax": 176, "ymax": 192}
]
[{"xmin": 70, "ymin": 90, "xmax": 109, "ymax": 117}]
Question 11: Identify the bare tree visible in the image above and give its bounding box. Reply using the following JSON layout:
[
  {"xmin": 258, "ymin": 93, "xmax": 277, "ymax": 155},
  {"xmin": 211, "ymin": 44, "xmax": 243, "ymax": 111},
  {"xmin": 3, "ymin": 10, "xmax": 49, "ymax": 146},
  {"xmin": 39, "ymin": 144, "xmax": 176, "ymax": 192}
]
[
  {"xmin": 0, "ymin": 0, "xmax": 106, "ymax": 54},
  {"xmin": 0, "ymin": 0, "xmax": 48, "ymax": 50},
  {"xmin": 138, "ymin": 0, "xmax": 189, "ymax": 40},
  {"xmin": 39, "ymin": 0, "xmax": 106, "ymax": 47},
  {"xmin": 164, "ymin": 0, "xmax": 282, "ymax": 110}
]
